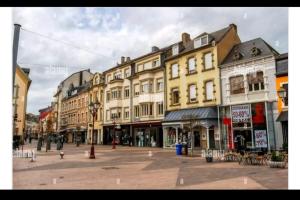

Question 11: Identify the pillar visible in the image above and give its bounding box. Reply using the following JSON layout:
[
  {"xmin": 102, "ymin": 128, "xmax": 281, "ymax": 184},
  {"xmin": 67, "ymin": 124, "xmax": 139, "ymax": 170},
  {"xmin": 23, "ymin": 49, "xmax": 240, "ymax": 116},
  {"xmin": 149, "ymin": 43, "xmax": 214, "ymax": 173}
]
[
  {"xmin": 175, "ymin": 127, "xmax": 179, "ymax": 144},
  {"xmin": 206, "ymin": 127, "xmax": 210, "ymax": 150}
]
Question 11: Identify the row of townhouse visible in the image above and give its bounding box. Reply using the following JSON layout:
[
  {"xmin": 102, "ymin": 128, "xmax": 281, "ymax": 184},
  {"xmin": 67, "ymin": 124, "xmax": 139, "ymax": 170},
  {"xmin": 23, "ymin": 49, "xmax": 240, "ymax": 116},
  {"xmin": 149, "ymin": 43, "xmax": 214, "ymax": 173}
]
[{"xmin": 51, "ymin": 23, "xmax": 288, "ymax": 151}]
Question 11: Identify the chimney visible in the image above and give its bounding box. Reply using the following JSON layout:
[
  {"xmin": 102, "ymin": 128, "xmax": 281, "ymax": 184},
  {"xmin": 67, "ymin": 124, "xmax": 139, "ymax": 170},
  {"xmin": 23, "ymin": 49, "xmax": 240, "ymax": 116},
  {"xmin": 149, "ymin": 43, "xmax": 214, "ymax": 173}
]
[
  {"xmin": 121, "ymin": 56, "xmax": 125, "ymax": 64},
  {"xmin": 182, "ymin": 32, "xmax": 191, "ymax": 47},
  {"xmin": 151, "ymin": 46, "xmax": 159, "ymax": 52},
  {"xmin": 229, "ymin": 23, "xmax": 237, "ymax": 32},
  {"xmin": 126, "ymin": 57, "xmax": 130, "ymax": 62}
]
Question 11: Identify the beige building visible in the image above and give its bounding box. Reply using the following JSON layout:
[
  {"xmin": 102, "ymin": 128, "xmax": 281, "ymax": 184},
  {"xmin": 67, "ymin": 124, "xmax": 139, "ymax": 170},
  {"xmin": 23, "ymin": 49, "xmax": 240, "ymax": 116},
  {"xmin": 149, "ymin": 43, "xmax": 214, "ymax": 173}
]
[
  {"xmin": 87, "ymin": 72, "xmax": 105, "ymax": 144},
  {"xmin": 13, "ymin": 66, "xmax": 31, "ymax": 141},
  {"xmin": 60, "ymin": 82, "xmax": 90, "ymax": 143},
  {"xmin": 162, "ymin": 24, "xmax": 241, "ymax": 149}
]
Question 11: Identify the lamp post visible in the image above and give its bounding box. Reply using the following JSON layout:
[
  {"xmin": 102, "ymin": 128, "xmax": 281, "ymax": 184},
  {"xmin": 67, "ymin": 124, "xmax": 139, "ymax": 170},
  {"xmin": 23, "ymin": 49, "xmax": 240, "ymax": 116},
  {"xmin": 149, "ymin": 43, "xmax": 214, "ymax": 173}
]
[
  {"xmin": 277, "ymin": 86, "xmax": 288, "ymax": 105},
  {"xmin": 88, "ymin": 99, "xmax": 100, "ymax": 159}
]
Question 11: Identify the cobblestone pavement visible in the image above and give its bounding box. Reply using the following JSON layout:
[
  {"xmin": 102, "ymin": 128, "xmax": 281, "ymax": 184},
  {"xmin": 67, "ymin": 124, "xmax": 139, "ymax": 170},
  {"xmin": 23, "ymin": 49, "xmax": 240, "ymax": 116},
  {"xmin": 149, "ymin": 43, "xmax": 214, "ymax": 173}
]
[{"xmin": 13, "ymin": 141, "xmax": 288, "ymax": 189}]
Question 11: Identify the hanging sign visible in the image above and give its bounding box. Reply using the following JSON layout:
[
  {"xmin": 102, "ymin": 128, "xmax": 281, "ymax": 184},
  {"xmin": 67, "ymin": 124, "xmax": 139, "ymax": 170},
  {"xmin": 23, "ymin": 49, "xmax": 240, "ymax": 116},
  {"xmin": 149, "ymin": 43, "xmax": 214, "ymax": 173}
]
[
  {"xmin": 231, "ymin": 105, "xmax": 251, "ymax": 123},
  {"xmin": 255, "ymin": 130, "xmax": 268, "ymax": 148}
]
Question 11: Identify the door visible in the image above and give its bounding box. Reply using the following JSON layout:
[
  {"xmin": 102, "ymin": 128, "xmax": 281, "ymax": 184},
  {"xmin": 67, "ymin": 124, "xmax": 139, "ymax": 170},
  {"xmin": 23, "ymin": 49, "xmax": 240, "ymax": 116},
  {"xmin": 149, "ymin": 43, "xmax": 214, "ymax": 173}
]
[
  {"xmin": 209, "ymin": 129, "xmax": 215, "ymax": 149},
  {"xmin": 194, "ymin": 131, "xmax": 200, "ymax": 147}
]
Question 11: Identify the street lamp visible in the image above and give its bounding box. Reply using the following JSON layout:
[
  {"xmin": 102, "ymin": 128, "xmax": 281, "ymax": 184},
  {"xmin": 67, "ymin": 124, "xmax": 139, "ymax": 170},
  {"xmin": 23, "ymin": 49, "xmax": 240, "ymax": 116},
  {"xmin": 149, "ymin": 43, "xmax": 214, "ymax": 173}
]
[
  {"xmin": 88, "ymin": 98, "xmax": 100, "ymax": 159},
  {"xmin": 277, "ymin": 86, "xmax": 287, "ymax": 101}
]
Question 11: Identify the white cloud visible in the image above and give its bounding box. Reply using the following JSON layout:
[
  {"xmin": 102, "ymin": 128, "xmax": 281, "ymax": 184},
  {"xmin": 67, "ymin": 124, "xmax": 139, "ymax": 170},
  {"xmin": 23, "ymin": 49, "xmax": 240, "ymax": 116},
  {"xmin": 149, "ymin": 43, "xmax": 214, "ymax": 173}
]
[{"xmin": 13, "ymin": 7, "xmax": 288, "ymax": 114}]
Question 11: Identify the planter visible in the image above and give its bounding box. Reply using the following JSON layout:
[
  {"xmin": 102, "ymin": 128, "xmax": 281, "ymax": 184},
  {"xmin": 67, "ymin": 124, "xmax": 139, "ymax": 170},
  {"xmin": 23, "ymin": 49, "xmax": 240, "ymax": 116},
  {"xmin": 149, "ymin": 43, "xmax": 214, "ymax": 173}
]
[
  {"xmin": 268, "ymin": 161, "xmax": 286, "ymax": 168},
  {"xmin": 206, "ymin": 156, "xmax": 213, "ymax": 162}
]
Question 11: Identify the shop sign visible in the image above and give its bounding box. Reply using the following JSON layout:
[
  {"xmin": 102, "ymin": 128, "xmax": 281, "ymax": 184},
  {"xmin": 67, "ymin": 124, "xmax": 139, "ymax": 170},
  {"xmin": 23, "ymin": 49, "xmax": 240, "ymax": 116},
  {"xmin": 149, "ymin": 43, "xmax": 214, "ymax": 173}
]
[
  {"xmin": 255, "ymin": 130, "xmax": 267, "ymax": 148},
  {"xmin": 231, "ymin": 105, "xmax": 251, "ymax": 123}
]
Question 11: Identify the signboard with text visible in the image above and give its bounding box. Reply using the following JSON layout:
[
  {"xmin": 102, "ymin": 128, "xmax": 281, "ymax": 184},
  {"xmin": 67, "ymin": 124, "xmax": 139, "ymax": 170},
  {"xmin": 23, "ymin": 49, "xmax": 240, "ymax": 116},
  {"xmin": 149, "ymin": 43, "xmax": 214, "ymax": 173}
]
[
  {"xmin": 231, "ymin": 104, "xmax": 251, "ymax": 123},
  {"xmin": 255, "ymin": 130, "xmax": 268, "ymax": 148}
]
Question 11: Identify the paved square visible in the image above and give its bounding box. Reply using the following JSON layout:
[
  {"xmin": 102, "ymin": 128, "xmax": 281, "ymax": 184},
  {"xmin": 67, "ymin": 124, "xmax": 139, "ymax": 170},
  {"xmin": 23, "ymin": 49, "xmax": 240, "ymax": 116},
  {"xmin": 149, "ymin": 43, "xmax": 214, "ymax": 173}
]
[{"xmin": 13, "ymin": 142, "xmax": 288, "ymax": 189}]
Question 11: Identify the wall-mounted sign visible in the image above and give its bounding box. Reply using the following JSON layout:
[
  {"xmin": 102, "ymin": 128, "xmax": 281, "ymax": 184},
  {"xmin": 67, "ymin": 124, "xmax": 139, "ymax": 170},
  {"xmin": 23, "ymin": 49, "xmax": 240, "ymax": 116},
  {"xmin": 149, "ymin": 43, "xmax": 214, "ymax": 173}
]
[
  {"xmin": 255, "ymin": 130, "xmax": 268, "ymax": 148},
  {"xmin": 231, "ymin": 104, "xmax": 251, "ymax": 123}
]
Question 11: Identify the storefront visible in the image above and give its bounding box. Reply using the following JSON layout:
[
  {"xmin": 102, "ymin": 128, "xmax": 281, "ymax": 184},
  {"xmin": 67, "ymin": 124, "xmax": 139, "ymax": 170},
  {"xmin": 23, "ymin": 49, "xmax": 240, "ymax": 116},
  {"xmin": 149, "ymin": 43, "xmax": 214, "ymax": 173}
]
[
  {"xmin": 219, "ymin": 102, "xmax": 276, "ymax": 151},
  {"xmin": 132, "ymin": 123, "xmax": 163, "ymax": 147},
  {"xmin": 103, "ymin": 125, "xmax": 131, "ymax": 145},
  {"xmin": 162, "ymin": 107, "xmax": 220, "ymax": 149}
]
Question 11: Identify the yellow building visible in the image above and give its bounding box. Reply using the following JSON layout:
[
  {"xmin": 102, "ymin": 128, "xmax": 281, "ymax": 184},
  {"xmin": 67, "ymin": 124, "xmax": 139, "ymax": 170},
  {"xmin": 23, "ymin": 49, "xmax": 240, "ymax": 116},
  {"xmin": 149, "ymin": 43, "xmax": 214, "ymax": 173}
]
[
  {"xmin": 88, "ymin": 72, "xmax": 105, "ymax": 144},
  {"xmin": 13, "ymin": 66, "xmax": 31, "ymax": 141},
  {"xmin": 162, "ymin": 24, "xmax": 241, "ymax": 149}
]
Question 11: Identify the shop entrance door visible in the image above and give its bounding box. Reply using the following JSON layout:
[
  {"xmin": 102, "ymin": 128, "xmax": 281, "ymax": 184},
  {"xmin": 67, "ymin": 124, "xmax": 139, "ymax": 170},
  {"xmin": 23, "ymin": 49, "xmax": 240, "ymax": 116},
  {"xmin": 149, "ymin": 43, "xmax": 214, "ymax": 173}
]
[
  {"xmin": 194, "ymin": 131, "xmax": 201, "ymax": 147},
  {"xmin": 233, "ymin": 130, "xmax": 252, "ymax": 150},
  {"xmin": 208, "ymin": 129, "xmax": 215, "ymax": 149}
]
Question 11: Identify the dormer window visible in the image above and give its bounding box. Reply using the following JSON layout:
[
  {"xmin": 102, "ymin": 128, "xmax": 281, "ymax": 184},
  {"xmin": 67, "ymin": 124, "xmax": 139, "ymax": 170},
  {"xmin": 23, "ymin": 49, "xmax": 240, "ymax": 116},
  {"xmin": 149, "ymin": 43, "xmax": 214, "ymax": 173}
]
[
  {"xmin": 233, "ymin": 50, "xmax": 243, "ymax": 61},
  {"xmin": 194, "ymin": 35, "xmax": 208, "ymax": 48},
  {"xmin": 251, "ymin": 47, "xmax": 261, "ymax": 57},
  {"xmin": 172, "ymin": 44, "xmax": 179, "ymax": 56},
  {"xmin": 200, "ymin": 35, "xmax": 208, "ymax": 46}
]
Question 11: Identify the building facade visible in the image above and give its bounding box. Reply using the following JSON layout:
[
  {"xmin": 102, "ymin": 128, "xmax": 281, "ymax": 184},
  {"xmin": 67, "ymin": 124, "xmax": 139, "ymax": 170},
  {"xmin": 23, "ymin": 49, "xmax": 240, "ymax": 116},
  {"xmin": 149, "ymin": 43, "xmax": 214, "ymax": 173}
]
[
  {"xmin": 25, "ymin": 113, "xmax": 40, "ymax": 139},
  {"xmin": 275, "ymin": 53, "xmax": 288, "ymax": 149},
  {"xmin": 13, "ymin": 66, "xmax": 31, "ymax": 141},
  {"xmin": 54, "ymin": 69, "xmax": 93, "ymax": 136},
  {"xmin": 162, "ymin": 24, "xmax": 241, "ymax": 149},
  {"xmin": 219, "ymin": 38, "xmax": 281, "ymax": 151},
  {"xmin": 60, "ymin": 82, "xmax": 90, "ymax": 143},
  {"xmin": 87, "ymin": 72, "xmax": 105, "ymax": 145}
]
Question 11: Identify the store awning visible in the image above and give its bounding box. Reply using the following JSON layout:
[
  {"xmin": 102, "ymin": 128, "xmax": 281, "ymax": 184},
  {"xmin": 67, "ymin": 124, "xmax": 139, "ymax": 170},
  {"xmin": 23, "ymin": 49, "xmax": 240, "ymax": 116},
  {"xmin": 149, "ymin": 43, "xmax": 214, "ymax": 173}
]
[
  {"xmin": 276, "ymin": 111, "xmax": 288, "ymax": 122},
  {"xmin": 163, "ymin": 107, "xmax": 218, "ymax": 128}
]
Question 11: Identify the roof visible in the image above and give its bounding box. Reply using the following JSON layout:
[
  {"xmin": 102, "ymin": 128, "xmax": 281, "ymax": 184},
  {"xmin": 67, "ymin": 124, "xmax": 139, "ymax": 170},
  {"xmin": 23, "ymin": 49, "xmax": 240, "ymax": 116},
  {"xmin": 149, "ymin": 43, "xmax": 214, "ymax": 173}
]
[
  {"xmin": 163, "ymin": 107, "xmax": 218, "ymax": 122},
  {"xmin": 62, "ymin": 81, "xmax": 90, "ymax": 101},
  {"xmin": 21, "ymin": 68, "xmax": 30, "ymax": 75},
  {"xmin": 165, "ymin": 25, "xmax": 233, "ymax": 61},
  {"xmin": 276, "ymin": 53, "xmax": 288, "ymax": 76},
  {"xmin": 276, "ymin": 111, "xmax": 288, "ymax": 122},
  {"xmin": 221, "ymin": 38, "xmax": 279, "ymax": 66}
]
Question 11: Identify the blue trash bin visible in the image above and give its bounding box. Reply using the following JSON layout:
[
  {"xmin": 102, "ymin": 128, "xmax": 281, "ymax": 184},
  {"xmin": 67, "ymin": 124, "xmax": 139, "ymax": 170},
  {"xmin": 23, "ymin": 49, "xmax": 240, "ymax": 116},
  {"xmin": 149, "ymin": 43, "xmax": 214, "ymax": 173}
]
[{"xmin": 176, "ymin": 144, "xmax": 182, "ymax": 155}]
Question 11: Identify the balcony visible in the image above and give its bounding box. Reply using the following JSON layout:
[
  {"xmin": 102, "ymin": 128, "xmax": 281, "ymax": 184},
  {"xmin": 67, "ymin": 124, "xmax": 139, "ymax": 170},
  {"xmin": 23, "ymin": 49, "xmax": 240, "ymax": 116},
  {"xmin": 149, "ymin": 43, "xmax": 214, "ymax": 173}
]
[
  {"xmin": 109, "ymin": 77, "xmax": 124, "ymax": 84},
  {"xmin": 138, "ymin": 93, "xmax": 164, "ymax": 103}
]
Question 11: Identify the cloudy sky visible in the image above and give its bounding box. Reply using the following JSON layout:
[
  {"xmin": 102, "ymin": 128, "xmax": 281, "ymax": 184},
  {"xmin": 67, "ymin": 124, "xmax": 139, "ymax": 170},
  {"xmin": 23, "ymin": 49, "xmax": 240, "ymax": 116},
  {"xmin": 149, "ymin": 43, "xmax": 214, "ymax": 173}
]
[{"xmin": 13, "ymin": 7, "xmax": 288, "ymax": 115}]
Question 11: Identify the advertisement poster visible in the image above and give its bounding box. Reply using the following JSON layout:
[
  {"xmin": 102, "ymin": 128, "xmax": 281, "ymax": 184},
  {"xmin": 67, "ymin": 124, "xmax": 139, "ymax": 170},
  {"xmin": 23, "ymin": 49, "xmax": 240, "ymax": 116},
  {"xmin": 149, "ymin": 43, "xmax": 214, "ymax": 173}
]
[
  {"xmin": 231, "ymin": 104, "xmax": 251, "ymax": 123},
  {"xmin": 255, "ymin": 130, "xmax": 268, "ymax": 148}
]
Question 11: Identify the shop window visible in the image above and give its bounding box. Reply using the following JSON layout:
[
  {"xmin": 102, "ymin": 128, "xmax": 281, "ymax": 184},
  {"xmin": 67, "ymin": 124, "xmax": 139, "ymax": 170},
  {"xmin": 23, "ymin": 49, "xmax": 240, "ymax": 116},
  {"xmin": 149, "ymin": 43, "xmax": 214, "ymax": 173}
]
[
  {"xmin": 229, "ymin": 75, "xmax": 245, "ymax": 94},
  {"xmin": 247, "ymin": 71, "xmax": 264, "ymax": 92}
]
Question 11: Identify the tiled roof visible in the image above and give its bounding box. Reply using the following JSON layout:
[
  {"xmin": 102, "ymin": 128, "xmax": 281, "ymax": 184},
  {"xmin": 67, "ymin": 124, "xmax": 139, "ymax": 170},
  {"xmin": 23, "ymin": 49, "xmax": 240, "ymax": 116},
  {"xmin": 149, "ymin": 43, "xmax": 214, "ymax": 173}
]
[{"xmin": 221, "ymin": 38, "xmax": 279, "ymax": 66}]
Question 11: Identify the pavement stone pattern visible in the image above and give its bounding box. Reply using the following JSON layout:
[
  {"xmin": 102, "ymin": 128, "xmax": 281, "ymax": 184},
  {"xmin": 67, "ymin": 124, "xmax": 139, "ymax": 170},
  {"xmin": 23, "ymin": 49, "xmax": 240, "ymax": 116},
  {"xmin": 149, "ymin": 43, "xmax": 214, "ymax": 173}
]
[{"xmin": 13, "ymin": 141, "xmax": 288, "ymax": 189}]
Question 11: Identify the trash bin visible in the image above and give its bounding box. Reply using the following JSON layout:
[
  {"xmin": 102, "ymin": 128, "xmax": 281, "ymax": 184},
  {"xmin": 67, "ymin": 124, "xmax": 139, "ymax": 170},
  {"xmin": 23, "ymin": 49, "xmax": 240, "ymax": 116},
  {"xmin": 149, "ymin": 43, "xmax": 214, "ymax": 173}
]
[{"xmin": 176, "ymin": 143, "xmax": 182, "ymax": 155}]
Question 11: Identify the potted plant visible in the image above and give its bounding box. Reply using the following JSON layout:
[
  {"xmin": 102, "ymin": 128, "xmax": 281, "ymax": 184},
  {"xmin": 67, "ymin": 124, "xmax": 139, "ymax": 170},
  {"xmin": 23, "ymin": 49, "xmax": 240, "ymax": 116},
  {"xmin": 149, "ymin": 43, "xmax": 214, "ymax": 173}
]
[{"xmin": 269, "ymin": 151, "xmax": 286, "ymax": 168}]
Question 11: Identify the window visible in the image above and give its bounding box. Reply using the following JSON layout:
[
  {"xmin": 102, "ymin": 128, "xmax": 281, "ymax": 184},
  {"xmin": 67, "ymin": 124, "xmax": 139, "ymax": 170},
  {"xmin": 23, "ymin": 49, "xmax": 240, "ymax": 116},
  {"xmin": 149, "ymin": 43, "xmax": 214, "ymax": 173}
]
[
  {"xmin": 78, "ymin": 99, "xmax": 81, "ymax": 108},
  {"xmin": 247, "ymin": 71, "xmax": 264, "ymax": 92},
  {"xmin": 141, "ymin": 81, "xmax": 153, "ymax": 94},
  {"xmin": 124, "ymin": 87, "xmax": 130, "ymax": 98},
  {"xmin": 111, "ymin": 108, "xmax": 121, "ymax": 119},
  {"xmin": 157, "ymin": 78, "xmax": 164, "ymax": 92},
  {"xmin": 136, "ymin": 64, "xmax": 143, "ymax": 73},
  {"xmin": 171, "ymin": 63, "xmax": 179, "ymax": 78},
  {"xmin": 282, "ymin": 83, "xmax": 288, "ymax": 107},
  {"xmin": 200, "ymin": 35, "xmax": 208, "ymax": 46},
  {"xmin": 113, "ymin": 71, "xmax": 122, "ymax": 79},
  {"xmin": 111, "ymin": 89, "xmax": 118, "ymax": 99},
  {"xmin": 230, "ymin": 75, "xmax": 245, "ymax": 94},
  {"xmin": 141, "ymin": 103, "xmax": 153, "ymax": 116},
  {"xmin": 188, "ymin": 57, "xmax": 196, "ymax": 73},
  {"xmin": 205, "ymin": 81, "xmax": 214, "ymax": 101},
  {"xmin": 81, "ymin": 113, "xmax": 84, "ymax": 122},
  {"xmin": 134, "ymin": 84, "xmax": 140, "ymax": 96},
  {"xmin": 107, "ymin": 74, "xmax": 111, "ymax": 83},
  {"xmin": 172, "ymin": 44, "xmax": 179, "ymax": 55},
  {"xmin": 171, "ymin": 88, "xmax": 180, "ymax": 105},
  {"xmin": 78, "ymin": 114, "xmax": 80, "ymax": 123},
  {"xmin": 189, "ymin": 84, "xmax": 197, "ymax": 102},
  {"xmin": 134, "ymin": 106, "xmax": 140, "ymax": 118},
  {"xmin": 106, "ymin": 110, "xmax": 110, "ymax": 121},
  {"xmin": 153, "ymin": 59, "xmax": 159, "ymax": 67},
  {"xmin": 194, "ymin": 38, "xmax": 201, "ymax": 48},
  {"xmin": 144, "ymin": 62, "xmax": 152, "ymax": 70},
  {"xmin": 157, "ymin": 102, "xmax": 164, "ymax": 115},
  {"xmin": 106, "ymin": 91, "xmax": 111, "ymax": 102},
  {"xmin": 82, "ymin": 98, "xmax": 84, "ymax": 107},
  {"xmin": 124, "ymin": 107, "xmax": 129, "ymax": 119},
  {"xmin": 204, "ymin": 52, "xmax": 213, "ymax": 69},
  {"xmin": 124, "ymin": 68, "xmax": 131, "ymax": 78}
]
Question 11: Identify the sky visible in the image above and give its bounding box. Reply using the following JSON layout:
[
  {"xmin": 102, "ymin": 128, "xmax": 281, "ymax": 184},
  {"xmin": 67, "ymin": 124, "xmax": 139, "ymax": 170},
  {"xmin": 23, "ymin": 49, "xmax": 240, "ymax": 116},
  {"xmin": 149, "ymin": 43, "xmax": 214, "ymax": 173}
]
[{"xmin": 13, "ymin": 7, "xmax": 288, "ymax": 115}]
